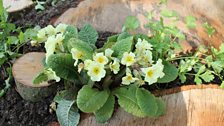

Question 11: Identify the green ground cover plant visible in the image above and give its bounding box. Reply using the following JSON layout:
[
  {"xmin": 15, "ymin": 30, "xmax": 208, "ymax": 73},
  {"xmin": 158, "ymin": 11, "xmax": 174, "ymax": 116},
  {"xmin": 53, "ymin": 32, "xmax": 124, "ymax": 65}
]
[{"xmin": 0, "ymin": 0, "xmax": 38, "ymax": 97}]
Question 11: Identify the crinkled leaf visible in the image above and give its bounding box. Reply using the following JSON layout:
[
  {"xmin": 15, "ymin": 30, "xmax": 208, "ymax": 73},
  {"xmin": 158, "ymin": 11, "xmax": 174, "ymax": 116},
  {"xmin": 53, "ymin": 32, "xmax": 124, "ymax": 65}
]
[
  {"xmin": 77, "ymin": 85, "xmax": 110, "ymax": 113},
  {"xmin": 94, "ymin": 94, "xmax": 115, "ymax": 123},
  {"xmin": 158, "ymin": 61, "xmax": 178, "ymax": 83},
  {"xmin": 185, "ymin": 16, "xmax": 196, "ymax": 29},
  {"xmin": 67, "ymin": 38, "xmax": 94, "ymax": 60},
  {"xmin": 112, "ymin": 36, "xmax": 133, "ymax": 59},
  {"xmin": 54, "ymin": 89, "xmax": 77, "ymax": 103},
  {"xmin": 56, "ymin": 100, "xmax": 80, "ymax": 126},
  {"xmin": 154, "ymin": 98, "xmax": 166, "ymax": 117},
  {"xmin": 114, "ymin": 86, "xmax": 146, "ymax": 117},
  {"xmin": 123, "ymin": 16, "xmax": 140, "ymax": 30},
  {"xmin": 136, "ymin": 88, "xmax": 158, "ymax": 116},
  {"xmin": 47, "ymin": 53, "xmax": 80, "ymax": 82},
  {"xmin": 63, "ymin": 25, "xmax": 78, "ymax": 51},
  {"xmin": 78, "ymin": 24, "xmax": 98, "ymax": 46},
  {"xmin": 117, "ymin": 32, "xmax": 131, "ymax": 41}
]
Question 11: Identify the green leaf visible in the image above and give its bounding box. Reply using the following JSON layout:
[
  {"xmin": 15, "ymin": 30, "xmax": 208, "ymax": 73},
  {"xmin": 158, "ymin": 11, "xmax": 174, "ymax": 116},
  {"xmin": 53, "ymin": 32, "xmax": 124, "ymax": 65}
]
[
  {"xmin": 32, "ymin": 72, "xmax": 48, "ymax": 84},
  {"xmin": 194, "ymin": 76, "xmax": 202, "ymax": 85},
  {"xmin": 158, "ymin": 61, "xmax": 178, "ymax": 83},
  {"xmin": 47, "ymin": 53, "xmax": 80, "ymax": 82},
  {"xmin": 77, "ymin": 85, "xmax": 110, "ymax": 113},
  {"xmin": 136, "ymin": 88, "xmax": 158, "ymax": 116},
  {"xmin": 203, "ymin": 22, "xmax": 215, "ymax": 37},
  {"xmin": 112, "ymin": 36, "xmax": 133, "ymax": 59},
  {"xmin": 78, "ymin": 24, "xmax": 98, "ymax": 46},
  {"xmin": 161, "ymin": 9, "xmax": 178, "ymax": 18},
  {"xmin": 114, "ymin": 86, "xmax": 146, "ymax": 117},
  {"xmin": 123, "ymin": 16, "xmax": 140, "ymax": 30},
  {"xmin": 54, "ymin": 89, "xmax": 77, "ymax": 103},
  {"xmin": 200, "ymin": 71, "xmax": 214, "ymax": 83},
  {"xmin": 67, "ymin": 38, "xmax": 94, "ymax": 60},
  {"xmin": 185, "ymin": 16, "xmax": 196, "ymax": 29},
  {"xmin": 179, "ymin": 73, "xmax": 186, "ymax": 83},
  {"xmin": 94, "ymin": 94, "xmax": 115, "ymax": 123},
  {"xmin": 154, "ymin": 98, "xmax": 166, "ymax": 116},
  {"xmin": 63, "ymin": 25, "xmax": 78, "ymax": 51},
  {"xmin": 56, "ymin": 100, "xmax": 80, "ymax": 126},
  {"xmin": 220, "ymin": 81, "xmax": 224, "ymax": 89},
  {"xmin": 32, "ymin": 68, "xmax": 60, "ymax": 84},
  {"xmin": 117, "ymin": 32, "xmax": 131, "ymax": 41}
]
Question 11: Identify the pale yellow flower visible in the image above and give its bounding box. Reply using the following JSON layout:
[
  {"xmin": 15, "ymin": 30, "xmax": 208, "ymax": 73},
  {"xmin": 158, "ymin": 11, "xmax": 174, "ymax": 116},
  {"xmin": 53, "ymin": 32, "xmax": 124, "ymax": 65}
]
[
  {"xmin": 141, "ymin": 59, "xmax": 164, "ymax": 85},
  {"xmin": 30, "ymin": 40, "xmax": 38, "ymax": 46},
  {"xmin": 122, "ymin": 71, "xmax": 139, "ymax": 85},
  {"xmin": 37, "ymin": 29, "xmax": 47, "ymax": 41},
  {"xmin": 71, "ymin": 48, "xmax": 84, "ymax": 66},
  {"xmin": 55, "ymin": 33, "xmax": 65, "ymax": 52},
  {"xmin": 87, "ymin": 62, "xmax": 106, "ymax": 82},
  {"xmin": 93, "ymin": 53, "xmax": 108, "ymax": 65},
  {"xmin": 84, "ymin": 59, "xmax": 93, "ymax": 70},
  {"xmin": 45, "ymin": 36, "xmax": 57, "ymax": 63},
  {"xmin": 135, "ymin": 38, "xmax": 153, "ymax": 51},
  {"xmin": 45, "ymin": 25, "xmax": 56, "ymax": 36},
  {"xmin": 109, "ymin": 58, "xmax": 120, "ymax": 74},
  {"xmin": 105, "ymin": 48, "xmax": 114, "ymax": 57},
  {"xmin": 56, "ymin": 23, "xmax": 68, "ymax": 33},
  {"xmin": 121, "ymin": 52, "xmax": 135, "ymax": 66},
  {"xmin": 137, "ymin": 50, "xmax": 153, "ymax": 66}
]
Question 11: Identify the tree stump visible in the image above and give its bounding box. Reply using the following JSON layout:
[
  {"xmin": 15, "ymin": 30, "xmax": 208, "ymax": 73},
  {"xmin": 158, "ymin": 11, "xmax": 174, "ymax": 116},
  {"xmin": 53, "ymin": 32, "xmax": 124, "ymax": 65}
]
[
  {"xmin": 3, "ymin": 0, "xmax": 34, "ymax": 13},
  {"xmin": 12, "ymin": 52, "xmax": 57, "ymax": 102},
  {"xmin": 79, "ymin": 85, "xmax": 224, "ymax": 126}
]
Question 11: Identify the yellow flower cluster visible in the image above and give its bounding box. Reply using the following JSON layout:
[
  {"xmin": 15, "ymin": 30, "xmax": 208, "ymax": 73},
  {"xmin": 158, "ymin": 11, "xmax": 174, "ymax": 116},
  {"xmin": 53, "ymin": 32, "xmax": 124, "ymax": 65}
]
[
  {"xmin": 72, "ymin": 38, "xmax": 165, "ymax": 85},
  {"xmin": 32, "ymin": 24, "xmax": 68, "ymax": 63},
  {"xmin": 72, "ymin": 48, "xmax": 120, "ymax": 82}
]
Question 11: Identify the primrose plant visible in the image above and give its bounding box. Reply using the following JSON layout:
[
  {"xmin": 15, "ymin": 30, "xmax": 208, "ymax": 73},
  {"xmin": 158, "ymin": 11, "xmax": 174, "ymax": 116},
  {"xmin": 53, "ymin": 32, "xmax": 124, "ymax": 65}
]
[
  {"xmin": 31, "ymin": 5, "xmax": 220, "ymax": 126},
  {"xmin": 31, "ymin": 20, "xmax": 176, "ymax": 125}
]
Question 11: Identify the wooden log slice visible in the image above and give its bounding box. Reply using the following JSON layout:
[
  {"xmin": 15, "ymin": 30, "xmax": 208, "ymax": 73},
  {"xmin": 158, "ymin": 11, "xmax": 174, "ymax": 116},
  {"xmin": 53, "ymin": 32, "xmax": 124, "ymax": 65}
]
[
  {"xmin": 79, "ymin": 84, "xmax": 224, "ymax": 126},
  {"xmin": 3, "ymin": 0, "xmax": 34, "ymax": 13},
  {"xmin": 12, "ymin": 52, "xmax": 57, "ymax": 102}
]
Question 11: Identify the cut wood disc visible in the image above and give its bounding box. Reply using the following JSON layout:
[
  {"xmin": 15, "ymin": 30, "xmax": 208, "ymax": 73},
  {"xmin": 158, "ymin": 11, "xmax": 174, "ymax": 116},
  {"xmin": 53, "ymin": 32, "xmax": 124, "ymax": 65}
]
[
  {"xmin": 79, "ymin": 85, "xmax": 224, "ymax": 126},
  {"xmin": 3, "ymin": 0, "xmax": 34, "ymax": 13},
  {"xmin": 12, "ymin": 52, "xmax": 57, "ymax": 102}
]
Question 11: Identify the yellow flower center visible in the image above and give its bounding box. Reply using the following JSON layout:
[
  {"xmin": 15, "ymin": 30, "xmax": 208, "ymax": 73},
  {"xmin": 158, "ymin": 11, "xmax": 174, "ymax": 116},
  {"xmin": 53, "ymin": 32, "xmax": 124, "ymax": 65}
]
[
  {"xmin": 126, "ymin": 56, "xmax": 134, "ymax": 63},
  {"xmin": 93, "ymin": 67, "xmax": 100, "ymax": 75},
  {"xmin": 127, "ymin": 75, "xmax": 133, "ymax": 81},
  {"xmin": 147, "ymin": 70, "xmax": 154, "ymax": 77},
  {"xmin": 97, "ymin": 57, "xmax": 104, "ymax": 63},
  {"xmin": 76, "ymin": 52, "xmax": 83, "ymax": 59}
]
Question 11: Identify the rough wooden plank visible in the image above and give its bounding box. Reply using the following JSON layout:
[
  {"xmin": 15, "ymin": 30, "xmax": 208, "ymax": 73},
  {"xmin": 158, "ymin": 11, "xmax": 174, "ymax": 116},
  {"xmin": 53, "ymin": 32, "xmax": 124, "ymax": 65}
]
[
  {"xmin": 12, "ymin": 52, "xmax": 56, "ymax": 102},
  {"xmin": 78, "ymin": 86, "xmax": 224, "ymax": 126},
  {"xmin": 3, "ymin": 0, "xmax": 34, "ymax": 13}
]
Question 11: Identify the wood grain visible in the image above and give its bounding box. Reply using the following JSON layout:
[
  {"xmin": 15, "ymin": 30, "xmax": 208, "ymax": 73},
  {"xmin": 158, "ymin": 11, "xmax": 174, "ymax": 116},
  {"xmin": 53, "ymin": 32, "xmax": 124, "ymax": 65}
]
[
  {"xmin": 79, "ymin": 86, "xmax": 224, "ymax": 126},
  {"xmin": 12, "ymin": 52, "xmax": 56, "ymax": 102}
]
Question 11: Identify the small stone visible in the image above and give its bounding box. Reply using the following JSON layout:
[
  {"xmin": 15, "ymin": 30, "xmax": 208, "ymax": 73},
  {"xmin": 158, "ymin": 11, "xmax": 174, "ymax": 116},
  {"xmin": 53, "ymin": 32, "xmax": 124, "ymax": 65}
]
[{"xmin": 3, "ymin": 0, "xmax": 34, "ymax": 13}]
